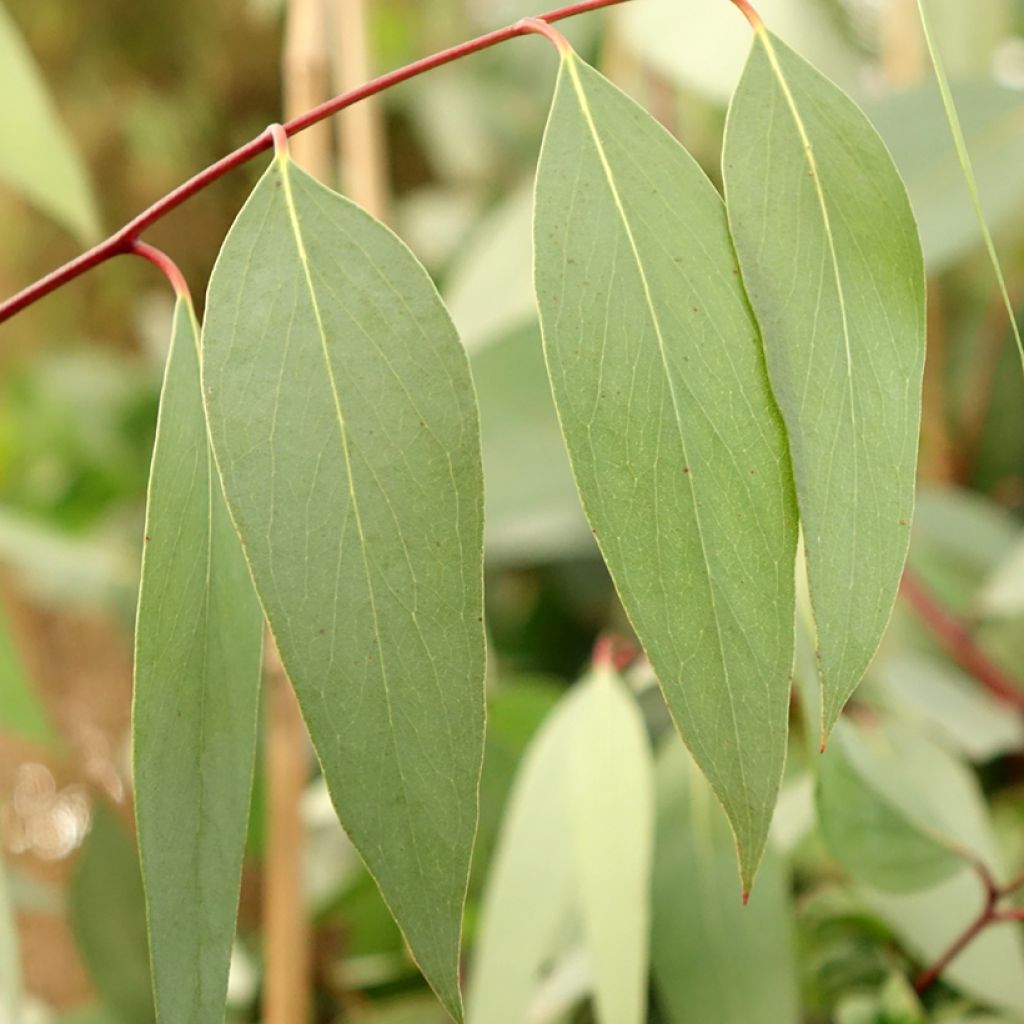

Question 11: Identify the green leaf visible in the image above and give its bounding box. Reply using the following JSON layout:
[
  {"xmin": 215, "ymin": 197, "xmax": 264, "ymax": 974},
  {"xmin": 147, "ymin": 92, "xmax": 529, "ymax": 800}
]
[
  {"xmin": 651, "ymin": 738, "xmax": 800, "ymax": 1024},
  {"xmin": 69, "ymin": 806, "xmax": 155, "ymax": 1024},
  {"xmin": 0, "ymin": 600, "xmax": 57, "ymax": 748},
  {"xmin": 202, "ymin": 151, "xmax": 486, "ymax": 1020},
  {"xmin": 132, "ymin": 299, "xmax": 264, "ymax": 1024},
  {"xmin": 0, "ymin": 849, "xmax": 21, "ymax": 1024},
  {"xmin": 568, "ymin": 668, "xmax": 654, "ymax": 1024},
  {"xmin": 866, "ymin": 80, "xmax": 1024, "ymax": 272},
  {"xmin": 723, "ymin": 28, "xmax": 926, "ymax": 739},
  {"xmin": 0, "ymin": 4, "xmax": 100, "ymax": 242},
  {"xmin": 467, "ymin": 685, "xmax": 582, "ymax": 1024},
  {"xmin": 534, "ymin": 50, "xmax": 799, "ymax": 888},
  {"xmin": 817, "ymin": 719, "xmax": 967, "ymax": 892}
]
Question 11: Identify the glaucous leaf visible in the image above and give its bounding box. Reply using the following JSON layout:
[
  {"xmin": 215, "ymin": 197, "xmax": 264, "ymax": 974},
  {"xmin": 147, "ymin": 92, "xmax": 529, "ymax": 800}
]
[
  {"xmin": 467, "ymin": 686, "xmax": 582, "ymax": 1024},
  {"xmin": 133, "ymin": 298, "xmax": 264, "ymax": 1024},
  {"xmin": 723, "ymin": 27, "xmax": 926, "ymax": 739},
  {"xmin": 0, "ymin": 602, "xmax": 56, "ymax": 748},
  {"xmin": 652, "ymin": 738, "xmax": 799, "ymax": 1024},
  {"xmin": 69, "ymin": 806, "xmax": 154, "ymax": 1024},
  {"xmin": 202, "ymin": 150, "xmax": 485, "ymax": 1020},
  {"xmin": 0, "ymin": 4, "xmax": 100, "ymax": 242},
  {"xmin": 817, "ymin": 720, "xmax": 967, "ymax": 892},
  {"xmin": 568, "ymin": 668, "xmax": 654, "ymax": 1024},
  {"xmin": 534, "ymin": 48, "xmax": 799, "ymax": 889},
  {"xmin": 867, "ymin": 81, "xmax": 1024, "ymax": 272},
  {"xmin": 0, "ymin": 850, "xmax": 20, "ymax": 1024}
]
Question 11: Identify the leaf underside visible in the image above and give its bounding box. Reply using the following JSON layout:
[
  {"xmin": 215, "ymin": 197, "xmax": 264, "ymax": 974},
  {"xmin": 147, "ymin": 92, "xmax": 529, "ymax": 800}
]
[
  {"xmin": 534, "ymin": 51, "xmax": 798, "ymax": 890},
  {"xmin": 133, "ymin": 299, "xmax": 264, "ymax": 1024},
  {"xmin": 723, "ymin": 30, "xmax": 926, "ymax": 740},
  {"xmin": 202, "ymin": 153, "xmax": 486, "ymax": 1021}
]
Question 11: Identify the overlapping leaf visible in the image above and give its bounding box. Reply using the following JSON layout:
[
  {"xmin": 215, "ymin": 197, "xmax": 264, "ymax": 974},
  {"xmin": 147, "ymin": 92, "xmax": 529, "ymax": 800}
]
[
  {"xmin": 133, "ymin": 299, "xmax": 264, "ymax": 1024},
  {"xmin": 723, "ymin": 27, "xmax": 926, "ymax": 740},
  {"xmin": 202, "ymin": 150, "xmax": 486, "ymax": 1020},
  {"xmin": 534, "ymin": 49, "xmax": 798, "ymax": 888}
]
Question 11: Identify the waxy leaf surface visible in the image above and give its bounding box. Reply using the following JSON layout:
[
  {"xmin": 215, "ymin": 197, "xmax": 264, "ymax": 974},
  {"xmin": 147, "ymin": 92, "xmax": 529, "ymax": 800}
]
[
  {"xmin": 202, "ymin": 153, "xmax": 485, "ymax": 1020},
  {"xmin": 534, "ymin": 52, "xmax": 798, "ymax": 887},
  {"xmin": 133, "ymin": 299, "xmax": 264, "ymax": 1024},
  {"xmin": 724, "ymin": 30, "xmax": 926, "ymax": 738}
]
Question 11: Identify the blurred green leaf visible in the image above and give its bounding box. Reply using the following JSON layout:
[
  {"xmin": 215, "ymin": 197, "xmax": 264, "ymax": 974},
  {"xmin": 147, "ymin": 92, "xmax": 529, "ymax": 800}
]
[
  {"xmin": 202, "ymin": 151, "xmax": 485, "ymax": 1021},
  {"xmin": 568, "ymin": 669, "xmax": 654, "ymax": 1024},
  {"xmin": 535, "ymin": 50, "xmax": 798, "ymax": 891},
  {"xmin": 978, "ymin": 535, "xmax": 1024, "ymax": 619},
  {"xmin": 0, "ymin": 601, "xmax": 56, "ymax": 748},
  {"xmin": 818, "ymin": 719, "xmax": 979, "ymax": 892},
  {"xmin": 69, "ymin": 806, "xmax": 154, "ymax": 1024},
  {"xmin": 0, "ymin": 3, "xmax": 100, "ymax": 241},
  {"xmin": 470, "ymin": 325, "xmax": 592, "ymax": 565},
  {"xmin": 652, "ymin": 738, "xmax": 799, "ymax": 1024},
  {"xmin": 867, "ymin": 81, "xmax": 1024, "ymax": 272},
  {"xmin": 133, "ymin": 299, "xmax": 264, "ymax": 1024},
  {"xmin": 0, "ymin": 850, "xmax": 21, "ymax": 1024},
  {"xmin": 724, "ymin": 29, "xmax": 925, "ymax": 739}
]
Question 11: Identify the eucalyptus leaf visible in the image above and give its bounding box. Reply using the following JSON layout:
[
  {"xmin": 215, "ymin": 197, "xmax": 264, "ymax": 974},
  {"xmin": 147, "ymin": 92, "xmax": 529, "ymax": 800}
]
[
  {"xmin": 69, "ymin": 806, "xmax": 154, "ymax": 1024},
  {"xmin": 202, "ymin": 150, "xmax": 485, "ymax": 1020},
  {"xmin": 534, "ymin": 49, "xmax": 798, "ymax": 890},
  {"xmin": 723, "ymin": 27, "xmax": 926, "ymax": 739},
  {"xmin": 0, "ymin": 601, "xmax": 56, "ymax": 748},
  {"xmin": 0, "ymin": 4, "xmax": 100, "ymax": 241},
  {"xmin": 568, "ymin": 668, "xmax": 654, "ymax": 1024},
  {"xmin": 133, "ymin": 298, "xmax": 264, "ymax": 1024},
  {"xmin": 652, "ymin": 739, "xmax": 800, "ymax": 1024}
]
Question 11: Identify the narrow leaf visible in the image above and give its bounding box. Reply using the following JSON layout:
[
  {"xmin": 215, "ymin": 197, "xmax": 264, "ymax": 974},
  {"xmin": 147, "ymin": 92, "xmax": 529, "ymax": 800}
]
[
  {"xmin": 69, "ymin": 806, "xmax": 154, "ymax": 1024},
  {"xmin": 534, "ymin": 50, "xmax": 799, "ymax": 888},
  {"xmin": 0, "ymin": 848, "xmax": 21, "ymax": 1024},
  {"xmin": 723, "ymin": 28, "xmax": 926, "ymax": 738},
  {"xmin": 202, "ymin": 152, "xmax": 486, "ymax": 1020},
  {"xmin": 0, "ymin": 4, "xmax": 100, "ymax": 242},
  {"xmin": 568, "ymin": 668, "xmax": 654, "ymax": 1024},
  {"xmin": 132, "ymin": 298, "xmax": 264, "ymax": 1024},
  {"xmin": 652, "ymin": 739, "xmax": 799, "ymax": 1024}
]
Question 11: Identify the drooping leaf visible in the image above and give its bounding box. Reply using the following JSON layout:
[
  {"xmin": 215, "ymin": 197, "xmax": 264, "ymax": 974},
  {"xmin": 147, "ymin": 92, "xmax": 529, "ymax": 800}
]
[
  {"xmin": 69, "ymin": 806, "xmax": 154, "ymax": 1024},
  {"xmin": 0, "ymin": 599, "xmax": 57, "ymax": 748},
  {"xmin": 534, "ymin": 49, "xmax": 799, "ymax": 888},
  {"xmin": 0, "ymin": 849, "xmax": 21, "ymax": 1024},
  {"xmin": 652, "ymin": 738, "xmax": 800, "ymax": 1024},
  {"xmin": 567, "ymin": 668, "xmax": 654, "ymax": 1024},
  {"xmin": 0, "ymin": 4, "xmax": 100, "ymax": 242},
  {"xmin": 202, "ymin": 151, "xmax": 485, "ymax": 1020},
  {"xmin": 132, "ymin": 298, "xmax": 264, "ymax": 1024},
  {"xmin": 723, "ymin": 26, "xmax": 926, "ymax": 739},
  {"xmin": 467, "ymin": 686, "xmax": 582, "ymax": 1024},
  {"xmin": 817, "ymin": 719, "xmax": 968, "ymax": 892},
  {"xmin": 866, "ymin": 80, "xmax": 1024, "ymax": 272}
]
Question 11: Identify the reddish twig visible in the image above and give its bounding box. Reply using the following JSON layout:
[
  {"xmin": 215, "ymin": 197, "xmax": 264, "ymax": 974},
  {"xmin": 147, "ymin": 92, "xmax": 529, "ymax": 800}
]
[
  {"xmin": 0, "ymin": 0, "xmax": 627, "ymax": 326},
  {"xmin": 727, "ymin": 0, "xmax": 764, "ymax": 30},
  {"xmin": 916, "ymin": 857, "xmax": 1024, "ymax": 993},
  {"xmin": 899, "ymin": 569, "xmax": 1024, "ymax": 712},
  {"xmin": 128, "ymin": 240, "xmax": 191, "ymax": 302}
]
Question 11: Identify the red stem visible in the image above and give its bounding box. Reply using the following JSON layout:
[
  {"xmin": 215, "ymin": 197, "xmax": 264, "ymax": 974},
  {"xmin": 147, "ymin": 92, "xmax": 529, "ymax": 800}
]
[
  {"xmin": 129, "ymin": 240, "xmax": 191, "ymax": 302},
  {"xmin": 727, "ymin": 0, "xmax": 764, "ymax": 30},
  {"xmin": 0, "ymin": 0, "xmax": 628, "ymax": 327},
  {"xmin": 899, "ymin": 570, "xmax": 1024, "ymax": 712}
]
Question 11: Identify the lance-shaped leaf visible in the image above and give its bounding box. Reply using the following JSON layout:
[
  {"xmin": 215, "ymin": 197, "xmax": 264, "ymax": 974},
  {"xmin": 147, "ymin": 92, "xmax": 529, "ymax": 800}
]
[
  {"xmin": 202, "ymin": 151, "xmax": 486, "ymax": 1020},
  {"xmin": 534, "ymin": 50, "xmax": 798, "ymax": 889},
  {"xmin": 723, "ymin": 26, "xmax": 926, "ymax": 739},
  {"xmin": 133, "ymin": 298, "xmax": 263, "ymax": 1024}
]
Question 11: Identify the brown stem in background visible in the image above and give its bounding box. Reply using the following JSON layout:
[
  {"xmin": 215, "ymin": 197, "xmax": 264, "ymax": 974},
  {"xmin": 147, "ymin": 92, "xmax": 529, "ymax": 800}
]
[
  {"xmin": 263, "ymin": 636, "xmax": 312, "ymax": 1024},
  {"xmin": 331, "ymin": 0, "xmax": 390, "ymax": 222},
  {"xmin": 880, "ymin": 0, "xmax": 925, "ymax": 86},
  {"xmin": 899, "ymin": 570, "xmax": 1024, "ymax": 711},
  {"xmin": 284, "ymin": 0, "xmax": 333, "ymax": 178},
  {"xmin": 916, "ymin": 858, "xmax": 1024, "ymax": 993}
]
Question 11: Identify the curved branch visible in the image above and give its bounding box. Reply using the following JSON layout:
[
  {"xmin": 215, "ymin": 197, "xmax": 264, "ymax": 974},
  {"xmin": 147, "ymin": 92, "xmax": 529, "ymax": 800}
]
[{"xmin": 0, "ymin": 0, "xmax": 630, "ymax": 326}]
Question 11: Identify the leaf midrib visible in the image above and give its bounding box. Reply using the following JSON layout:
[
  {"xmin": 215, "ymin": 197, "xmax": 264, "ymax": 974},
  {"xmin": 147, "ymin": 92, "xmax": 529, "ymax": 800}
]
[{"xmin": 562, "ymin": 56, "xmax": 752, "ymax": 830}]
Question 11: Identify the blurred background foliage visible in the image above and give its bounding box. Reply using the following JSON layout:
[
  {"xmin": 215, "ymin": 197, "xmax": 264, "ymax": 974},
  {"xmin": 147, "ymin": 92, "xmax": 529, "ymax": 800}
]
[{"xmin": 1, "ymin": 0, "xmax": 1024, "ymax": 1021}]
